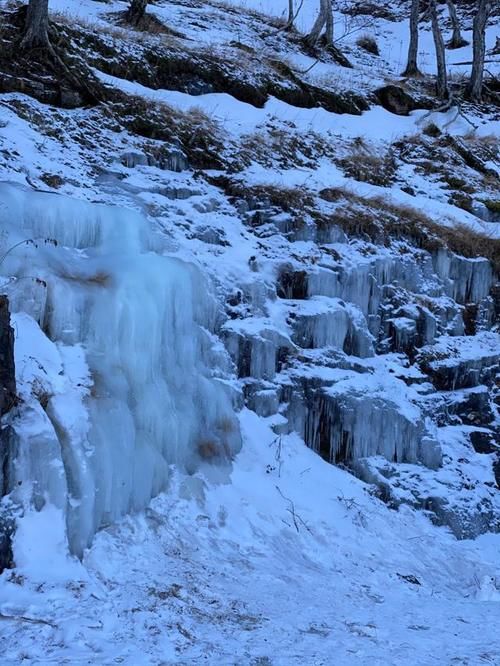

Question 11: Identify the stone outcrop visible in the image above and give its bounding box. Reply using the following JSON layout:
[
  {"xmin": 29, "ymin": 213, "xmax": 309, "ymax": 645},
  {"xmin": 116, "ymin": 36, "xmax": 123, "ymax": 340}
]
[{"xmin": 0, "ymin": 295, "xmax": 16, "ymax": 571}]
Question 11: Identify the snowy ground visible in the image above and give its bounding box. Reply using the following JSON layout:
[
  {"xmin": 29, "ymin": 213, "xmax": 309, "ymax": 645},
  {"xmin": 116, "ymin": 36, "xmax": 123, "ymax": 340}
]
[{"xmin": 2, "ymin": 410, "xmax": 500, "ymax": 665}]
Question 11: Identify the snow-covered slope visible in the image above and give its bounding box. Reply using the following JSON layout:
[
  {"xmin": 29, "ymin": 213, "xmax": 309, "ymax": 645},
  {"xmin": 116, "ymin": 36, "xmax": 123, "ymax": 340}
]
[{"xmin": 0, "ymin": 0, "xmax": 499, "ymax": 662}]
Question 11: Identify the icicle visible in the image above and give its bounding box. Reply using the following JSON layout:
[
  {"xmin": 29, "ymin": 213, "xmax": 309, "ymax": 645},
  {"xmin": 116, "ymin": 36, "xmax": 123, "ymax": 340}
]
[{"xmin": 0, "ymin": 183, "xmax": 241, "ymax": 556}]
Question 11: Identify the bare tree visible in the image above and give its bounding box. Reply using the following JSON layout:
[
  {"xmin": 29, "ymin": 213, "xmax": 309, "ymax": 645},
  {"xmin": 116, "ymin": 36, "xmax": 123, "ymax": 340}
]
[
  {"xmin": 307, "ymin": 0, "xmax": 333, "ymax": 46},
  {"xmin": 21, "ymin": 0, "xmax": 49, "ymax": 49},
  {"xmin": 288, "ymin": 0, "xmax": 294, "ymax": 28},
  {"xmin": 324, "ymin": 0, "xmax": 333, "ymax": 46},
  {"xmin": 445, "ymin": 0, "xmax": 468, "ymax": 49},
  {"xmin": 127, "ymin": 0, "xmax": 148, "ymax": 25},
  {"xmin": 467, "ymin": 0, "xmax": 492, "ymax": 102},
  {"xmin": 429, "ymin": 0, "xmax": 449, "ymax": 98},
  {"xmin": 403, "ymin": 0, "xmax": 421, "ymax": 77}
]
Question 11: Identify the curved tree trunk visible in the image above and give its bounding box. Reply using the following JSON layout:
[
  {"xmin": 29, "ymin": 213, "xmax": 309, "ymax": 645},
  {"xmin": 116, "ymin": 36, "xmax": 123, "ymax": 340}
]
[
  {"xmin": 126, "ymin": 0, "xmax": 148, "ymax": 26},
  {"xmin": 307, "ymin": 0, "xmax": 326, "ymax": 46},
  {"xmin": 21, "ymin": 0, "xmax": 49, "ymax": 49},
  {"xmin": 403, "ymin": 0, "xmax": 421, "ymax": 77},
  {"xmin": 307, "ymin": 0, "xmax": 333, "ymax": 47},
  {"xmin": 324, "ymin": 0, "xmax": 333, "ymax": 46},
  {"xmin": 430, "ymin": 0, "xmax": 449, "ymax": 99},
  {"xmin": 445, "ymin": 0, "xmax": 468, "ymax": 49},
  {"xmin": 467, "ymin": 0, "xmax": 492, "ymax": 102}
]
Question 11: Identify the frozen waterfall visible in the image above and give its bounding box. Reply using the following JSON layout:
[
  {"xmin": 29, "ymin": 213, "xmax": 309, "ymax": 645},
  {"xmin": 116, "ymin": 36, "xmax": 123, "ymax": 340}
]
[{"xmin": 0, "ymin": 183, "xmax": 240, "ymax": 556}]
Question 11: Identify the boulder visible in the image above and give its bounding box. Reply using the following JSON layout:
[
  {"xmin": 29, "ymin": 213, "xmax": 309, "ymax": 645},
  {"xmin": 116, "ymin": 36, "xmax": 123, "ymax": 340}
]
[{"xmin": 375, "ymin": 85, "xmax": 416, "ymax": 116}]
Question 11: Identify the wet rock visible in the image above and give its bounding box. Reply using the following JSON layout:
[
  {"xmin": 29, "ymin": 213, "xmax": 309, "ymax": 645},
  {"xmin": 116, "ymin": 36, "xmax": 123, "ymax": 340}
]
[
  {"xmin": 277, "ymin": 266, "xmax": 308, "ymax": 300},
  {"xmin": 442, "ymin": 387, "xmax": 495, "ymax": 427},
  {"xmin": 418, "ymin": 333, "xmax": 500, "ymax": 391}
]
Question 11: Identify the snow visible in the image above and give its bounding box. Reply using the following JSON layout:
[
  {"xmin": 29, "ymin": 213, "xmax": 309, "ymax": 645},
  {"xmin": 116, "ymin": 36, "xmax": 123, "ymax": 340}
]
[
  {"xmin": 1, "ymin": 411, "xmax": 500, "ymax": 663},
  {"xmin": 12, "ymin": 504, "xmax": 84, "ymax": 584}
]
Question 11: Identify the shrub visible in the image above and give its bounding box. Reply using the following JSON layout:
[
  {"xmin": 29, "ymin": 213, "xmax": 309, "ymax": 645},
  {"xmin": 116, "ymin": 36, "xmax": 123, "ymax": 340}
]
[
  {"xmin": 422, "ymin": 123, "xmax": 441, "ymax": 138},
  {"xmin": 339, "ymin": 146, "xmax": 397, "ymax": 186},
  {"xmin": 356, "ymin": 34, "xmax": 379, "ymax": 56},
  {"xmin": 482, "ymin": 200, "xmax": 500, "ymax": 214}
]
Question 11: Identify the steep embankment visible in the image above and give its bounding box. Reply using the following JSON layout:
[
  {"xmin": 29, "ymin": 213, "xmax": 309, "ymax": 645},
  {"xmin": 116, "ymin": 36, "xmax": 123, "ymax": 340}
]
[{"xmin": 0, "ymin": 0, "xmax": 499, "ymax": 663}]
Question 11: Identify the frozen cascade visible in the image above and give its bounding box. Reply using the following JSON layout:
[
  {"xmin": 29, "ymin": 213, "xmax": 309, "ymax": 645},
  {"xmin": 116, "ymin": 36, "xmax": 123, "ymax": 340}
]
[
  {"xmin": 433, "ymin": 249, "xmax": 493, "ymax": 304},
  {"xmin": 0, "ymin": 183, "xmax": 241, "ymax": 556},
  {"xmin": 290, "ymin": 297, "xmax": 374, "ymax": 357},
  {"xmin": 306, "ymin": 256, "xmax": 424, "ymax": 334},
  {"xmin": 285, "ymin": 372, "xmax": 442, "ymax": 470}
]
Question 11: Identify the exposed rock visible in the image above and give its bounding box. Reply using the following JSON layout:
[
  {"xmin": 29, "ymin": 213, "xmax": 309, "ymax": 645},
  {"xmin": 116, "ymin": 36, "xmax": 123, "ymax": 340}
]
[
  {"xmin": 0, "ymin": 296, "xmax": 16, "ymax": 418},
  {"xmin": 375, "ymin": 85, "xmax": 416, "ymax": 116},
  {"xmin": 277, "ymin": 266, "xmax": 308, "ymax": 300},
  {"xmin": 418, "ymin": 333, "xmax": 500, "ymax": 391},
  {"xmin": 470, "ymin": 429, "xmax": 499, "ymax": 454}
]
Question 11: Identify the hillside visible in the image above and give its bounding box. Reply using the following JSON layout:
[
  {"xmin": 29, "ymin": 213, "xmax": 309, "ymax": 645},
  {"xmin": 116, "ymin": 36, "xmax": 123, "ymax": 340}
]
[{"xmin": 0, "ymin": 0, "xmax": 499, "ymax": 663}]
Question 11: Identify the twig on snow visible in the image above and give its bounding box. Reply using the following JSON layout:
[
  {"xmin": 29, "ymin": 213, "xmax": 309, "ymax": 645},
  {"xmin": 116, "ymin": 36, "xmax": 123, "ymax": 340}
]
[{"xmin": 276, "ymin": 485, "xmax": 312, "ymax": 534}]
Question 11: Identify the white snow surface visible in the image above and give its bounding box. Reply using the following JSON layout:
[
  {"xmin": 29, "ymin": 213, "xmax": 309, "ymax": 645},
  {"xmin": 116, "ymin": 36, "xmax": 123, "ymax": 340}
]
[{"xmin": 1, "ymin": 410, "xmax": 500, "ymax": 665}]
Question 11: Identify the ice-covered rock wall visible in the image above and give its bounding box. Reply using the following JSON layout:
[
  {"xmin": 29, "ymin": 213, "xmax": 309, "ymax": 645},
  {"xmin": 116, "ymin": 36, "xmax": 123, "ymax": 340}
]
[
  {"xmin": 0, "ymin": 184, "xmax": 240, "ymax": 556},
  {"xmin": 225, "ymin": 227, "xmax": 499, "ymax": 538}
]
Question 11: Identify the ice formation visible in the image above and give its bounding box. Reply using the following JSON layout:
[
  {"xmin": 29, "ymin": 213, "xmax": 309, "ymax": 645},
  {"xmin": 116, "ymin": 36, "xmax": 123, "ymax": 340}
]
[{"xmin": 0, "ymin": 183, "xmax": 240, "ymax": 555}]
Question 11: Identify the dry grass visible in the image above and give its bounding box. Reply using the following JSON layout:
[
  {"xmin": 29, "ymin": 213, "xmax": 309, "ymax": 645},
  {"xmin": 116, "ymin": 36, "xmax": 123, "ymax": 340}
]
[
  {"xmin": 422, "ymin": 122, "xmax": 441, "ymax": 138},
  {"xmin": 356, "ymin": 34, "xmax": 379, "ymax": 56},
  {"xmin": 108, "ymin": 93, "xmax": 227, "ymax": 170},
  {"xmin": 338, "ymin": 143, "xmax": 397, "ymax": 187},
  {"xmin": 240, "ymin": 127, "xmax": 330, "ymax": 169},
  {"xmin": 439, "ymin": 224, "xmax": 500, "ymax": 271},
  {"xmin": 318, "ymin": 187, "xmax": 500, "ymax": 272},
  {"xmin": 482, "ymin": 199, "xmax": 500, "ymax": 214},
  {"xmin": 221, "ymin": 180, "xmax": 315, "ymax": 214}
]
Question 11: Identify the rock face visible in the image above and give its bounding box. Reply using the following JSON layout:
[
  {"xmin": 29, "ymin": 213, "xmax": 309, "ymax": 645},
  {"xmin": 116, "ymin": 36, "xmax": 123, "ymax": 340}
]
[
  {"xmin": 374, "ymin": 85, "xmax": 417, "ymax": 116},
  {"xmin": 225, "ymin": 220, "xmax": 500, "ymax": 537},
  {"xmin": 0, "ymin": 296, "xmax": 16, "ymax": 418},
  {"xmin": 0, "ymin": 295, "xmax": 16, "ymax": 571}
]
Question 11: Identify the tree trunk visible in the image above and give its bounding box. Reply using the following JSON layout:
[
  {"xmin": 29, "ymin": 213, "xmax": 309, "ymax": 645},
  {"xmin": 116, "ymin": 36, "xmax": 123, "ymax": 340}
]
[
  {"xmin": 287, "ymin": 0, "xmax": 294, "ymax": 28},
  {"xmin": 403, "ymin": 0, "xmax": 421, "ymax": 77},
  {"xmin": 323, "ymin": 0, "xmax": 333, "ymax": 46},
  {"xmin": 307, "ymin": 0, "xmax": 326, "ymax": 46},
  {"xmin": 21, "ymin": 0, "xmax": 49, "ymax": 49},
  {"xmin": 445, "ymin": 0, "xmax": 468, "ymax": 49},
  {"xmin": 430, "ymin": 0, "xmax": 449, "ymax": 99},
  {"xmin": 467, "ymin": 0, "xmax": 491, "ymax": 102},
  {"xmin": 126, "ymin": 0, "xmax": 148, "ymax": 26}
]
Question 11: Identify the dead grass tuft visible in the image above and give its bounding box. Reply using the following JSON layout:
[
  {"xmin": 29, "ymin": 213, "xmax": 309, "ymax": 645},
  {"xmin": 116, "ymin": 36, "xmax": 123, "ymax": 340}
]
[
  {"xmin": 339, "ymin": 144, "xmax": 397, "ymax": 187},
  {"xmin": 318, "ymin": 187, "xmax": 500, "ymax": 272},
  {"xmin": 356, "ymin": 34, "xmax": 379, "ymax": 56}
]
